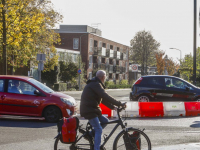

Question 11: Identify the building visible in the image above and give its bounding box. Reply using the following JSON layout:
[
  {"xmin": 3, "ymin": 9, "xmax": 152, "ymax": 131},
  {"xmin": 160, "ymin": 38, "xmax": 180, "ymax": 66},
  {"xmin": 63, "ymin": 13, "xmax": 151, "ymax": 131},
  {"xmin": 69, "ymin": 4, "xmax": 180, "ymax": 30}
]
[{"xmin": 54, "ymin": 25, "xmax": 130, "ymax": 81}]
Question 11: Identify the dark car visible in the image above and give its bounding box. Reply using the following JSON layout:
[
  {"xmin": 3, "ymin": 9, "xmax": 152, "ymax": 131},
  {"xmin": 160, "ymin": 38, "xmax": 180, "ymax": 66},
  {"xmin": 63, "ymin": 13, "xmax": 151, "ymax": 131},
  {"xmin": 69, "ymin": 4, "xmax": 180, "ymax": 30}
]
[
  {"xmin": 0, "ymin": 75, "xmax": 77, "ymax": 122},
  {"xmin": 130, "ymin": 75, "xmax": 200, "ymax": 102}
]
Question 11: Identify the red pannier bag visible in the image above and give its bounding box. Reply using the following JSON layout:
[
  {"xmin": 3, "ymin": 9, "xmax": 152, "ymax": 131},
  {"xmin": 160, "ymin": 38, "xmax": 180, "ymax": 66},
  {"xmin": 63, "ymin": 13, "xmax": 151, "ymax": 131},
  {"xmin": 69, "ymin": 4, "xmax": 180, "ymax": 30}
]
[
  {"xmin": 57, "ymin": 117, "xmax": 79, "ymax": 144},
  {"xmin": 123, "ymin": 131, "xmax": 141, "ymax": 150}
]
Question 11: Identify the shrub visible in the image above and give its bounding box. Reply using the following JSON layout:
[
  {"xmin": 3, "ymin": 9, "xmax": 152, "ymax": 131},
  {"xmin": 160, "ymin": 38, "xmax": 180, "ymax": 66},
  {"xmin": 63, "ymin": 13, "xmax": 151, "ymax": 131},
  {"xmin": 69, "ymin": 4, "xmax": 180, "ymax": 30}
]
[{"xmin": 54, "ymin": 83, "xmax": 67, "ymax": 91}]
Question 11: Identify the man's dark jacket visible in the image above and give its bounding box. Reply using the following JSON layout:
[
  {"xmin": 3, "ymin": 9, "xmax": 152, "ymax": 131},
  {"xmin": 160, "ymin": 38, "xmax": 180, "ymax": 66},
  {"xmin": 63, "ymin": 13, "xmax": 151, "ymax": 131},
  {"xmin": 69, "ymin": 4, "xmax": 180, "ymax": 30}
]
[{"xmin": 80, "ymin": 77, "xmax": 122, "ymax": 119}]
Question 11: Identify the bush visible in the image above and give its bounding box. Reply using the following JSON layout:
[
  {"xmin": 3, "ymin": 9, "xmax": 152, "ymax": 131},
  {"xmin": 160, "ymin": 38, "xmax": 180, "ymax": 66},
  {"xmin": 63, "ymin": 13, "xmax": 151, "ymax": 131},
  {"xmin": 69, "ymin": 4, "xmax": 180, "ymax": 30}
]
[
  {"xmin": 120, "ymin": 79, "xmax": 128, "ymax": 85},
  {"xmin": 54, "ymin": 83, "xmax": 67, "ymax": 91},
  {"xmin": 105, "ymin": 80, "xmax": 132, "ymax": 89},
  {"xmin": 105, "ymin": 80, "xmax": 115, "ymax": 88}
]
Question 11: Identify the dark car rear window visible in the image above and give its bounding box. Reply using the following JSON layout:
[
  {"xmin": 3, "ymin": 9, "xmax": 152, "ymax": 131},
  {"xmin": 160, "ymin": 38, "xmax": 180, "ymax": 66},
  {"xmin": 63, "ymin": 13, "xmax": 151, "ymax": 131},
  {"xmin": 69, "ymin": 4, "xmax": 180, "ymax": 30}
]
[{"xmin": 140, "ymin": 77, "xmax": 164, "ymax": 86}]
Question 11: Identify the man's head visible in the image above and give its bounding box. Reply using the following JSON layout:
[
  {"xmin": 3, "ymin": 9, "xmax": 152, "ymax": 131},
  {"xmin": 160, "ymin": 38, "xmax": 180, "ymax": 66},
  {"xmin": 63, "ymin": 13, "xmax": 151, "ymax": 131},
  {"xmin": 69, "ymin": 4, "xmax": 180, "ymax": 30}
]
[
  {"xmin": 96, "ymin": 70, "xmax": 106, "ymax": 83},
  {"xmin": 13, "ymin": 80, "xmax": 20, "ymax": 87},
  {"xmin": 166, "ymin": 80, "xmax": 171, "ymax": 85}
]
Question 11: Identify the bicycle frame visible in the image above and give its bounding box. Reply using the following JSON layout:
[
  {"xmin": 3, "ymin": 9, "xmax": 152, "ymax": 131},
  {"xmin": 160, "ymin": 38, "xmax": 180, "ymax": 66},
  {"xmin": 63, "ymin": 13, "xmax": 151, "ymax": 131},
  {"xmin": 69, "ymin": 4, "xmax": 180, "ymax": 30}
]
[{"xmin": 100, "ymin": 108, "xmax": 128, "ymax": 148}]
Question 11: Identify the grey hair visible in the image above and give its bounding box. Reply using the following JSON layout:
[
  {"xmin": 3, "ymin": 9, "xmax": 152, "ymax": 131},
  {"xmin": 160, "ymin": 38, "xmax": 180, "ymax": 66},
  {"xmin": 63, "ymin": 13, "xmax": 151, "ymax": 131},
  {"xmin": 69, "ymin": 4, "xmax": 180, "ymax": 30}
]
[{"xmin": 96, "ymin": 70, "xmax": 106, "ymax": 78}]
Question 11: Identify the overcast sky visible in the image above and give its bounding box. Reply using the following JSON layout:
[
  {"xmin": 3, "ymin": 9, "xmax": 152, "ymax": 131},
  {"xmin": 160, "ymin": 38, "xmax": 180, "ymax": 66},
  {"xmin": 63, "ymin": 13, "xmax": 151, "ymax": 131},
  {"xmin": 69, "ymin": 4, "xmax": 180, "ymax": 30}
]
[{"xmin": 50, "ymin": 0, "xmax": 200, "ymax": 63}]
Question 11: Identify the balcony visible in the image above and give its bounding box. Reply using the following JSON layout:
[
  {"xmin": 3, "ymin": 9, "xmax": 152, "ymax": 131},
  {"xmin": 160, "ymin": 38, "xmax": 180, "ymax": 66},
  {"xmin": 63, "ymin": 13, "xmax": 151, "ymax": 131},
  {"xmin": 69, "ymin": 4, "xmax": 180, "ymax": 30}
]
[
  {"xmin": 93, "ymin": 63, "xmax": 98, "ymax": 69},
  {"xmin": 93, "ymin": 47, "xmax": 107, "ymax": 56},
  {"xmin": 106, "ymin": 49, "xmax": 110, "ymax": 57},
  {"xmin": 110, "ymin": 50, "xmax": 114, "ymax": 58},
  {"xmin": 123, "ymin": 67, "xmax": 126, "ymax": 72},
  {"xmin": 123, "ymin": 53, "xmax": 127, "ymax": 60},
  {"xmin": 113, "ymin": 65, "xmax": 117, "ymax": 73},
  {"xmin": 120, "ymin": 53, "xmax": 123, "ymax": 60},
  {"xmin": 93, "ymin": 47, "xmax": 98, "ymax": 55},
  {"xmin": 117, "ymin": 51, "xmax": 121, "ymax": 59},
  {"xmin": 109, "ymin": 65, "xmax": 113, "ymax": 73},
  {"xmin": 114, "ymin": 50, "xmax": 117, "ymax": 59},
  {"xmin": 116, "ymin": 65, "xmax": 120, "ymax": 73},
  {"xmin": 105, "ymin": 64, "xmax": 109, "ymax": 72},
  {"xmin": 120, "ymin": 66, "xmax": 123, "ymax": 73},
  {"xmin": 99, "ymin": 63, "xmax": 106, "ymax": 70}
]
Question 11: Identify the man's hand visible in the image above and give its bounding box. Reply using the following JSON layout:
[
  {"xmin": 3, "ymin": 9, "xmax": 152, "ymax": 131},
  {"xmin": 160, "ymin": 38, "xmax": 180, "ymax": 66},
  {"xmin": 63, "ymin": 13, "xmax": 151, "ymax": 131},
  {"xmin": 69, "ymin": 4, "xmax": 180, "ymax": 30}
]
[
  {"xmin": 121, "ymin": 102, "xmax": 127, "ymax": 109},
  {"xmin": 113, "ymin": 107, "xmax": 117, "ymax": 111}
]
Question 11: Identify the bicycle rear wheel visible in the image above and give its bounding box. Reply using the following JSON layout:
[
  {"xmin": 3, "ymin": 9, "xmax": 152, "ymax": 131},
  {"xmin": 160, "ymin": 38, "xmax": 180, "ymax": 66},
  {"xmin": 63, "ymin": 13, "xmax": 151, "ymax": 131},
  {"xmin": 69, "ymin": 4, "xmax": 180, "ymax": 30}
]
[
  {"xmin": 113, "ymin": 128, "xmax": 151, "ymax": 150},
  {"xmin": 54, "ymin": 129, "xmax": 93, "ymax": 150}
]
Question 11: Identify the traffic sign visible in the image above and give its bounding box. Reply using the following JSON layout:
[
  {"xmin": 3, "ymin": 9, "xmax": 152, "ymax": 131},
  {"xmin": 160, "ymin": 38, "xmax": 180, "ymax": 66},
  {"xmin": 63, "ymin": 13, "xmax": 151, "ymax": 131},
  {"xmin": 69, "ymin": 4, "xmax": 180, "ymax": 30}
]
[
  {"xmin": 131, "ymin": 64, "xmax": 138, "ymax": 72},
  {"xmin": 78, "ymin": 69, "xmax": 82, "ymax": 74}
]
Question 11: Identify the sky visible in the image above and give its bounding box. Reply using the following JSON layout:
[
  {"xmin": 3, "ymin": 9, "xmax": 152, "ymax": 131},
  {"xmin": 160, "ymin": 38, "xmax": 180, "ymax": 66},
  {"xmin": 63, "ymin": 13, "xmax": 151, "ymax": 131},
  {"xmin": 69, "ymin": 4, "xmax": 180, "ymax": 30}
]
[{"xmin": 50, "ymin": 0, "xmax": 200, "ymax": 63}]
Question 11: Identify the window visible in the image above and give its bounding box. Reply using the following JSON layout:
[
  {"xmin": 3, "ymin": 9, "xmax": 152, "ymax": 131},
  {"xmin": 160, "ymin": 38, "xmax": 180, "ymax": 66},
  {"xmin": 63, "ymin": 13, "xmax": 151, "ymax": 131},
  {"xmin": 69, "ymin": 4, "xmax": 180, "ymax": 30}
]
[
  {"xmin": 73, "ymin": 38, "xmax": 79, "ymax": 49},
  {"xmin": 8, "ymin": 80, "xmax": 37, "ymax": 95},
  {"xmin": 98, "ymin": 56, "xmax": 101, "ymax": 64},
  {"xmin": 114, "ymin": 46, "xmax": 117, "ymax": 51},
  {"xmin": 90, "ymin": 38, "xmax": 93, "ymax": 52},
  {"xmin": 89, "ymin": 55, "xmax": 93, "ymax": 69},
  {"xmin": 110, "ymin": 45, "xmax": 113, "ymax": 50},
  {"xmin": 94, "ymin": 40, "xmax": 98, "ymax": 47},
  {"xmin": 0, "ymin": 80, "xmax": 4, "ymax": 92},
  {"xmin": 89, "ymin": 72, "xmax": 92, "ymax": 79},
  {"xmin": 103, "ymin": 43, "xmax": 106, "ymax": 48},
  {"xmin": 165, "ymin": 78, "xmax": 193, "ymax": 90},
  {"xmin": 146, "ymin": 78, "xmax": 164, "ymax": 86},
  {"xmin": 107, "ymin": 43, "xmax": 110, "ymax": 49},
  {"xmin": 99, "ymin": 41, "xmax": 102, "ymax": 47}
]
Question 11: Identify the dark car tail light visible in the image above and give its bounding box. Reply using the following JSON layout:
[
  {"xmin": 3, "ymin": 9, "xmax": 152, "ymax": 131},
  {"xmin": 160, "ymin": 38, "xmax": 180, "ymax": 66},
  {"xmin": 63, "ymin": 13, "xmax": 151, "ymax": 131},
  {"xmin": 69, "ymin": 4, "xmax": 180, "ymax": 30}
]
[{"xmin": 134, "ymin": 77, "xmax": 143, "ymax": 85}]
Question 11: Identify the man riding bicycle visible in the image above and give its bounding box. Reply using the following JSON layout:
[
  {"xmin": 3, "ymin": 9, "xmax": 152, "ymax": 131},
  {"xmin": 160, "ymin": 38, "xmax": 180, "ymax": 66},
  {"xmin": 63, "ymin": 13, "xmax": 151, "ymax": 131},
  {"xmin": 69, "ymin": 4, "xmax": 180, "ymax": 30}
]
[{"xmin": 80, "ymin": 70, "xmax": 126, "ymax": 150}]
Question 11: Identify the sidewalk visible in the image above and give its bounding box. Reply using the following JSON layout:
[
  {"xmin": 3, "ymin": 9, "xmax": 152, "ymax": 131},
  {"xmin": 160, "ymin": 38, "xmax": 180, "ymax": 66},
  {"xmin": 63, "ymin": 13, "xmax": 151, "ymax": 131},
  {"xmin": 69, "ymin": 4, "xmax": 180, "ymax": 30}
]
[{"xmin": 153, "ymin": 143, "xmax": 200, "ymax": 150}]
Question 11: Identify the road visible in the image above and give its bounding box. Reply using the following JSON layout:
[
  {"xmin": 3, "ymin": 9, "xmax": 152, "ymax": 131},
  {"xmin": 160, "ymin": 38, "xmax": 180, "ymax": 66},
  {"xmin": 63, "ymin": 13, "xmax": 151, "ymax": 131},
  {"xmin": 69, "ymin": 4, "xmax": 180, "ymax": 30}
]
[{"xmin": 1, "ymin": 89, "xmax": 200, "ymax": 150}]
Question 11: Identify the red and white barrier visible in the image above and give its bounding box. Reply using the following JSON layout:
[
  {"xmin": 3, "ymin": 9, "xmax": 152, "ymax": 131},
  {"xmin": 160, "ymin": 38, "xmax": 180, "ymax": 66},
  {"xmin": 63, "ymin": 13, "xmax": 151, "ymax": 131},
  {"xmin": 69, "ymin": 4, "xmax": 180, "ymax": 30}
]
[
  {"xmin": 76, "ymin": 101, "xmax": 200, "ymax": 118},
  {"xmin": 100, "ymin": 102, "xmax": 200, "ymax": 118}
]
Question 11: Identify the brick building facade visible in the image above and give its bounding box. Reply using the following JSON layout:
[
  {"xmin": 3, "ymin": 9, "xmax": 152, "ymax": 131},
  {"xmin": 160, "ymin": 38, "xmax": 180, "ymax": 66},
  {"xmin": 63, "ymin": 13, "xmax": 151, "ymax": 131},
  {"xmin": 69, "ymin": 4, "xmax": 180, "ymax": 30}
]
[{"xmin": 55, "ymin": 25, "xmax": 129, "ymax": 81}]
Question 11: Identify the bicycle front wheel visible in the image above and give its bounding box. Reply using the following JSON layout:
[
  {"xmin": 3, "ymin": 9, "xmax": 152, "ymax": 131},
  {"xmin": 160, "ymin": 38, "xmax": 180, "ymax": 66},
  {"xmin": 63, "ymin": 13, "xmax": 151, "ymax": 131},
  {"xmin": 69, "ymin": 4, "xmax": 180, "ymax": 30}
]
[
  {"xmin": 54, "ymin": 129, "xmax": 93, "ymax": 150},
  {"xmin": 113, "ymin": 128, "xmax": 151, "ymax": 150}
]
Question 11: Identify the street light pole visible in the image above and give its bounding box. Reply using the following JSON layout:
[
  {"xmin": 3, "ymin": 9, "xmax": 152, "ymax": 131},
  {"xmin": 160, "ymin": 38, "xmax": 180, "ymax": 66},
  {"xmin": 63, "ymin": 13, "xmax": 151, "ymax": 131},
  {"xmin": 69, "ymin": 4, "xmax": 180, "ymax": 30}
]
[
  {"xmin": 169, "ymin": 48, "xmax": 182, "ymax": 64},
  {"xmin": 78, "ymin": 34, "xmax": 87, "ymax": 91},
  {"xmin": 193, "ymin": 0, "xmax": 197, "ymax": 85}
]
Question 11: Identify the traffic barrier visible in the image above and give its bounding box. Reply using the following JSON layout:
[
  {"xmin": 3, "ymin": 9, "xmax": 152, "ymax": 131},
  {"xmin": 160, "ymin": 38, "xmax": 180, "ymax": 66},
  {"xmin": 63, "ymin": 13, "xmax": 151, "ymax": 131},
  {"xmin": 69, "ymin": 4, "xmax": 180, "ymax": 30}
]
[
  {"xmin": 184, "ymin": 102, "xmax": 200, "ymax": 116},
  {"xmin": 139, "ymin": 102, "xmax": 164, "ymax": 117},
  {"xmin": 163, "ymin": 102, "xmax": 185, "ymax": 116},
  {"xmin": 76, "ymin": 101, "xmax": 200, "ymax": 118},
  {"xmin": 99, "ymin": 103, "xmax": 113, "ymax": 117},
  {"xmin": 121, "ymin": 102, "xmax": 139, "ymax": 117}
]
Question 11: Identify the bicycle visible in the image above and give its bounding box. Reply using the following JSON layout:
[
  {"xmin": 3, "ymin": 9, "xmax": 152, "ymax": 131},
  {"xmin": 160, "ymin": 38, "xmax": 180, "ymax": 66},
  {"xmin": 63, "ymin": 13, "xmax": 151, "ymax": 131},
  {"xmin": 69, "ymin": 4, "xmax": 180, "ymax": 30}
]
[{"xmin": 54, "ymin": 105, "xmax": 151, "ymax": 150}]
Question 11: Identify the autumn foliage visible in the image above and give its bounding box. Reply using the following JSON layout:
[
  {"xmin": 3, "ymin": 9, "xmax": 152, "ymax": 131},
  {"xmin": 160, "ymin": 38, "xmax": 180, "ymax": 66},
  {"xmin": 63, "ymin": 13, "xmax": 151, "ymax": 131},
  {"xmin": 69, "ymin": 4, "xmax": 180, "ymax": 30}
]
[
  {"xmin": 0, "ymin": 0, "xmax": 63, "ymax": 73},
  {"xmin": 155, "ymin": 52, "xmax": 165, "ymax": 75}
]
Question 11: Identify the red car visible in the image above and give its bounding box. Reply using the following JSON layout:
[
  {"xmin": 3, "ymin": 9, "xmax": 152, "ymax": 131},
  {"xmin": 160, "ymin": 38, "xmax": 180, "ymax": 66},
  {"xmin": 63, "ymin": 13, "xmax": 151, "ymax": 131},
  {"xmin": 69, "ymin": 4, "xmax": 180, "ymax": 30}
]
[{"xmin": 0, "ymin": 75, "xmax": 77, "ymax": 122}]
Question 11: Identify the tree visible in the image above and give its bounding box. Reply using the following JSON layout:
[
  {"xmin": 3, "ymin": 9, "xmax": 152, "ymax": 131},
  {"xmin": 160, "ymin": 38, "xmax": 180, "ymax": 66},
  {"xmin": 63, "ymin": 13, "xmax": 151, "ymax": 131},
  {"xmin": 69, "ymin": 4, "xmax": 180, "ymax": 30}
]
[
  {"xmin": 165, "ymin": 57, "xmax": 179, "ymax": 76},
  {"xmin": 59, "ymin": 61, "xmax": 78, "ymax": 83},
  {"xmin": 130, "ymin": 30, "xmax": 160, "ymax": 75},
  {"xmin": 155, "ymin": 51, "xmax": 165, "ymax": 75},
  {"xmin": 0, "ymin": 0, "xmax": 62, "ymax": 74}
]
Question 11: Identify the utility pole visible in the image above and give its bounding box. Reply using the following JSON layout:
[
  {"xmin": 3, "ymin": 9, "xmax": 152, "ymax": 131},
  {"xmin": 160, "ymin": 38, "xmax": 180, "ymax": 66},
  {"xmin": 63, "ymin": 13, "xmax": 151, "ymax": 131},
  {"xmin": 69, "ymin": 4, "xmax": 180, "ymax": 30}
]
[
  {"xmin": 2, "ymin": 0, "xmax": 7, "ymax": 75},
  {"xmin": 193, "ymin": 0, "xmax": 197, "ymax": 85}
]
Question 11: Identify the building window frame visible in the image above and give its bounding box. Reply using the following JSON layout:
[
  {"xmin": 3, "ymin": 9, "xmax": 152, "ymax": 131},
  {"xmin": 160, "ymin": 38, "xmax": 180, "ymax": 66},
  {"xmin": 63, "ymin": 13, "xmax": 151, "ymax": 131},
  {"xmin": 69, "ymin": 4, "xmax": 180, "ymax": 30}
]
[{"xmin": 73, "ymin": 38, "xmax": 79, "ymax": 49}]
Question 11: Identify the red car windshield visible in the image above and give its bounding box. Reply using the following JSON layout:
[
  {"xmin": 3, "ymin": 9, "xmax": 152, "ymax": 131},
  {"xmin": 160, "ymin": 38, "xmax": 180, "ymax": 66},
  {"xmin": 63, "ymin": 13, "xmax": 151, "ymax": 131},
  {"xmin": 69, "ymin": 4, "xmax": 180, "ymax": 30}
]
[{"xmin": 28, "ymin": 78, "xmax": 54, "ymax": 93}]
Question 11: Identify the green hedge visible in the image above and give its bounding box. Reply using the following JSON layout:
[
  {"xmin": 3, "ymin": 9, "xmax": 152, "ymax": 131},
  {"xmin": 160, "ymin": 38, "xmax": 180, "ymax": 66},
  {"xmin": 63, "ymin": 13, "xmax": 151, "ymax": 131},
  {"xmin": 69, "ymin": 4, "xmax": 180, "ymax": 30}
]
[
  {"xmin": 105, "ymin": 80, "xmax": 132, "ymax": 89},
  {"xmin": 54, "ymin": 83, "xmax": 67, "ymax": 91}
]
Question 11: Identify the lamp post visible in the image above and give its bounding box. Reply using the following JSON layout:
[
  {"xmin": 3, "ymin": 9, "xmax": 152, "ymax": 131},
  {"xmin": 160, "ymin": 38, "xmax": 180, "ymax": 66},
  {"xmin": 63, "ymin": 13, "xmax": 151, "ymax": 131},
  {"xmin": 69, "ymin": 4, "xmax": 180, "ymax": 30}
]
[
  {"xmin": 78, "ymin": 34, "xmax": 86, "ymax": 91},
  {"xmin": 169, "ymin": 48, "xmax": 182, "ymax": 64}
]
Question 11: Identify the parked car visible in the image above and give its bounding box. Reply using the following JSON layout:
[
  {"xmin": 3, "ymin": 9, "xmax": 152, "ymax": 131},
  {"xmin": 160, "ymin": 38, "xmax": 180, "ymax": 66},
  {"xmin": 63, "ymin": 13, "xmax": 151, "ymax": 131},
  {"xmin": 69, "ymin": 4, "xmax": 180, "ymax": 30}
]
[
  {"xmin": 130, "ymin": 75, "xmax": 200, "ymax": 102},
  {"xmin": 0, "ymin": 75, "xmax": 77, "ymax": 122}
]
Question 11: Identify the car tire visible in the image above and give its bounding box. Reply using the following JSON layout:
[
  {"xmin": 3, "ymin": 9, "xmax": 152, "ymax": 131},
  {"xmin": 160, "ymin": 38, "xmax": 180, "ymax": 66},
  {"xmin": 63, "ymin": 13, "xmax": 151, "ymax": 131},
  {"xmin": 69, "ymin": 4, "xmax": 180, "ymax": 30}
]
[
  {"xmin": 137, "ymin": 95, "xmax": 150, "ymax": 102},
  {"xmin": 44, "ymin": 106, "xmax": 62, "ymax": 123}
]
